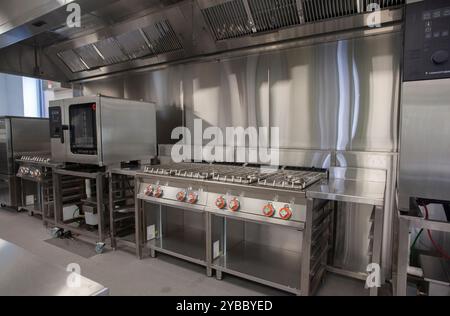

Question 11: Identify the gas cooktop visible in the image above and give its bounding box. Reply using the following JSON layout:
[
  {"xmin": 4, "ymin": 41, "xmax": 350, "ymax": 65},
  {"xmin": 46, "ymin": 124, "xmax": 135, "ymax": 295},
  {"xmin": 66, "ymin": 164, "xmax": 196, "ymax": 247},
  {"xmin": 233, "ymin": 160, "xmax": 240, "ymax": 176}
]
[{"xmin": 143, "ymin": 163, "xmax": 327, "ymax": 191}]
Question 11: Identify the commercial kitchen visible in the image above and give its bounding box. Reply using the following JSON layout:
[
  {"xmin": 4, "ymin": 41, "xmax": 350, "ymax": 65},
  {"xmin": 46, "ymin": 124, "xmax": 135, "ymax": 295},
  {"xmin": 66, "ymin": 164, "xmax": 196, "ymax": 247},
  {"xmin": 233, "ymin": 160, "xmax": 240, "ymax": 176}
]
[{"xmin": 0, "ymin": 0, "xmax": 449, "ymax": 297}]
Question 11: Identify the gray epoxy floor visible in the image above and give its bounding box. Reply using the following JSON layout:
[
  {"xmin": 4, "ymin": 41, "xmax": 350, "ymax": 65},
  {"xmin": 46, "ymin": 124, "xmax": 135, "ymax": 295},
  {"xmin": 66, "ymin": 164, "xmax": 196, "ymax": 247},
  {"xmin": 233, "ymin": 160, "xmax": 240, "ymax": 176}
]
[{"xmin": 0, "ymin": 209, "xmax": 368, "ymax": 296}]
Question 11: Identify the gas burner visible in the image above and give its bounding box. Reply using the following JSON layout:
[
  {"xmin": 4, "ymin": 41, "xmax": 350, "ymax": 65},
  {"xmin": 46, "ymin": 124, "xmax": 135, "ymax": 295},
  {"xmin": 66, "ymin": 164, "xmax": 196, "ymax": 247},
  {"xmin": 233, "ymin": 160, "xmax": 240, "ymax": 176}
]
[
  {"xmin": 19, "ymin": 155, "xmax": 51, "ymax": 164},
  {"xmin": 257, "ymin": 170, "xmax": 326, "ymax": 190},
  {"xmin": 144, "ymin": 163, "xmax": 218, "ymax": 179}
]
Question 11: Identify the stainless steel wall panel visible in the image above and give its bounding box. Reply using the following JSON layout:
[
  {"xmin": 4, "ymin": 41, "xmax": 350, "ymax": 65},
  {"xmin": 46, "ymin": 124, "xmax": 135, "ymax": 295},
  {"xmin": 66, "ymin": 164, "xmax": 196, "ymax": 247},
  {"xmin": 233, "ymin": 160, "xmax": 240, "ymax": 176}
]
[
  {"xmin": 348, "ymin": 34, "xmax": 401, "ymax": 152},
  {"xmin": 268, "ymin": 41, "xmax": 339, "ymax": 150},
  {"xmin": 82, "ymin": 32, "xmax": 401, "ymax": 153}
]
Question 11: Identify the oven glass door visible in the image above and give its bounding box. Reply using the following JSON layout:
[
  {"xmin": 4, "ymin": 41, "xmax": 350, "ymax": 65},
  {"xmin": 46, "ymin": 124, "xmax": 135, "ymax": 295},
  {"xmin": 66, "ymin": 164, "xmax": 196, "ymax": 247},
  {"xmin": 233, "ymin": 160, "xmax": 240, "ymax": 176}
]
[{"xmin": 69, "ymin": 103, "xmax": 98, "ymax": 155}]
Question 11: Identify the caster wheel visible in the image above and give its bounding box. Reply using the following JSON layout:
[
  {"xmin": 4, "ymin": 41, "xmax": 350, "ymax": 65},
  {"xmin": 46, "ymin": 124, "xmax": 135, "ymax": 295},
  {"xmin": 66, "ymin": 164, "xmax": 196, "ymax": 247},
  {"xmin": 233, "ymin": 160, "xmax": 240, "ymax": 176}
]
[
  {"xmin": 150, "ymin": 249, "xmax": 157, "ymax": 258},
  {"xmin": 50, "ymin": 227, "xmax": 64, "ymax": 238},
  {"xmin": 95, "ymin": 243, "xmax": 106, "ymax": 254}
]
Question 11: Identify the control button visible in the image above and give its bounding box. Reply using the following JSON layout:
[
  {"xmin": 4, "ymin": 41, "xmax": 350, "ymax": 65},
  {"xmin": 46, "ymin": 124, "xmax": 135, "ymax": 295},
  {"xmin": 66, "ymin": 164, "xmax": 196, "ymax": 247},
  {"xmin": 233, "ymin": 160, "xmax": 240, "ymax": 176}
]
[
  {"xmin": 263, "ymin": 203, "xmax": 275, "ymax": 217},
  {"xmin": 229, "ymin": 198, "xmax": 240, "ymax": 212},
  {"xmin": 144, "ymin": 185, "xmax": 153, "ymax": 196},
  {"xmin": 176, "ymin": 191, "xmax": 186, "ymax": 202},
  {"xmin": 154, "ymin": 186, "xmax": 163, "ymax": 198},
  {"xmin": 187, "ymin": 192, "xmax": 198, "ymax": 204},
  {"xmin": 279, "ymin": 205, "xmax": 293, "ymax": 220},
  {"xmin": 432, "ymin": 50, "xmax": 449, "ymax": 64},
  {"xmin": 215, "ymin": 196, "xmax": 226, "ymax": 209}
]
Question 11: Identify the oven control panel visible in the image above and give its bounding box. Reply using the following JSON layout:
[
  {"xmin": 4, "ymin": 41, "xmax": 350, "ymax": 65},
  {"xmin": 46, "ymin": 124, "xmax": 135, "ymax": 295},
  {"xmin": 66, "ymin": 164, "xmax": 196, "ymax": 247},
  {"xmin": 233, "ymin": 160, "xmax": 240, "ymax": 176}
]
[
  {"xmin": 206, "ymin": 193, "xmax": 306, "ymax": 223},
  {"xmin": 49, "ymin": 106, "xmax": 63, "ymax": 138},
  {"xmin": 404, "ymin": 0, "xmax": 450, "ymax": 81},
  {"xmin": 138, "ymin": 182, "xmax": 207, "ymax": 206}
]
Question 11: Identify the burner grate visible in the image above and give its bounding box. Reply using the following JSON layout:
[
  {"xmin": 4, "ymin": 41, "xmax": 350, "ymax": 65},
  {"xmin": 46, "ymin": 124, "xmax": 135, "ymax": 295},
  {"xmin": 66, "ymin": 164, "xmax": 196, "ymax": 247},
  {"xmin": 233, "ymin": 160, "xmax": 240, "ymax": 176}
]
[{"xmin": 144, "ymin": 163, "xmax": 325, "ymax": 190}]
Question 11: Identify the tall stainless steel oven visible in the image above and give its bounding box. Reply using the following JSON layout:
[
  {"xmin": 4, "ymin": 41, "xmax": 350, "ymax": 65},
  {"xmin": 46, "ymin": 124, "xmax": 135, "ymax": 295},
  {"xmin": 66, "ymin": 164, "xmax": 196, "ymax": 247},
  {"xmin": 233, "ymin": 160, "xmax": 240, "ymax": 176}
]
[
  {"xmin": 400, "ymin": 0, "xmax": 450, "ymax": 211},
  {"xmin": 0, "ymin": 117, "xmax": 50, "ymax": 209},
  {"xmin": 49, "ymin": 95, "xmax": 157, "ymax": 166}
]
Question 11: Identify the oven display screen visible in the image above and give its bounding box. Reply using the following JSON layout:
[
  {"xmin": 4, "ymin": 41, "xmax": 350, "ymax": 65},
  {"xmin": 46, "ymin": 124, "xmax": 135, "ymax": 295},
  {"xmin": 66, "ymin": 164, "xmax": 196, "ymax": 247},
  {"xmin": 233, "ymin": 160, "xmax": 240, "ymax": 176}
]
[{"xmin": 69, "ymin": 103, "xmax": 97, "ymax": 155}]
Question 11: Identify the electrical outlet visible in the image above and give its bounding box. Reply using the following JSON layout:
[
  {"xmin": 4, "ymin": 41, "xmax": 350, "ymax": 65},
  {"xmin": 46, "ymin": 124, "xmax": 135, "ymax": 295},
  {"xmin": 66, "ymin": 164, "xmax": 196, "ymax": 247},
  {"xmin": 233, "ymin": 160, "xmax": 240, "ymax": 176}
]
[
  {"xmin": 147, "ymin": 225, "xmax": 156, "ymax": 241},
  {"xmin": 213, "ymin": 240, "xmax": 221, "ymax": 259}
]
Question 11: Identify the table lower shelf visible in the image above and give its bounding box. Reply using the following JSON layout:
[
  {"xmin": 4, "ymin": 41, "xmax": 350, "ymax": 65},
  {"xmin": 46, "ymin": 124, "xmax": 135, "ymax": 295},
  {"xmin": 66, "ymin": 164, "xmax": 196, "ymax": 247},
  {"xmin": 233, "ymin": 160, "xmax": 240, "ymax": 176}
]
[
  {"xmin": 213, "ymin": 241, "xmax": 302, "ymax": 294},
  {"xmin": 147, "ymin": 228, "xmax": 207, "ymax": 266}
]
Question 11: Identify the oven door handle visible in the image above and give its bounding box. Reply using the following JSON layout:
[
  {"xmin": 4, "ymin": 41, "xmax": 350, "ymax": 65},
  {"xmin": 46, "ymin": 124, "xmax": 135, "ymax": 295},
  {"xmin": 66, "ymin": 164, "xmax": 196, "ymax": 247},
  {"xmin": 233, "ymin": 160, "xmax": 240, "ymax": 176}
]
[{"xmin": 60, "ymin": 125, "xmax": 69, "ymax": 144}]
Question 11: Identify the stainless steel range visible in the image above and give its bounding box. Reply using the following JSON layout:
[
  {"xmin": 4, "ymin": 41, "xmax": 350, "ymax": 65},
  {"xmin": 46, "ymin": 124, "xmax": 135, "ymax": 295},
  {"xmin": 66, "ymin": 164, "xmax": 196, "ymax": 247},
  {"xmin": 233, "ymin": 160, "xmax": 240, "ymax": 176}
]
[{"xmin": 135, "ymin": 162, "xmax": 332, "ymax": 295}]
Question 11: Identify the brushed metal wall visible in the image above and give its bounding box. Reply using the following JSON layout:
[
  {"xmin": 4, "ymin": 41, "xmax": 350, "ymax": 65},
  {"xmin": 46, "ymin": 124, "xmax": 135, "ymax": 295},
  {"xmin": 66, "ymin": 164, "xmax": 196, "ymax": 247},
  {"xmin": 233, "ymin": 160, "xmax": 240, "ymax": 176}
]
[
  {"xmin": 83, "ymin": 32, "xmax": 401, "ymax": 152},
  {"xmin": 81, "ymin": 31, "xmax": 402, "ymax": 279}
]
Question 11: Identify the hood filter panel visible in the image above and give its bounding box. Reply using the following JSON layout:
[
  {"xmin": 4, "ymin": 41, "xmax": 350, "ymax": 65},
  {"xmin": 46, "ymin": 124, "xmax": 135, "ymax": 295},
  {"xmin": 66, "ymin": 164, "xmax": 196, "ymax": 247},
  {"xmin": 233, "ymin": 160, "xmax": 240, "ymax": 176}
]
[
  {"xmin": 57, "ymin": 50, "xmax": 89, "ymax": 73},
  {"xmin": 303, "ymin": 0, "xmax": 405, "ymax": 23},
  {"xmin": 202, "ymin": 0, "xmax": 404, "ymax": 41},
  {"xmin": 116, "ymin": 30, "xmax": 152, "ymax": 59},
  {"xmin": 303, "ymin": 0, "xmax": 358, "ymax": 22},
  {"xmin": 202, "ymin": 0, "xmax": 253, "ymax": 41},
  {"xmin": 141, "ymin": 20, "xmax": 183, "ymax": 55},
  {"xmin": 94, "ymin": 37, "xmax": 129, "ymax": 65},
  {"xmin": 248, "ymin": 0, "xmax": 302, "ymax": 32},
  {"xmin": 73, "ymin": 44, "xmax": 104, "ymax": 69},
  {"xmin": 57, "ymin": 19, "xmax": 183, "ymax": 73}
]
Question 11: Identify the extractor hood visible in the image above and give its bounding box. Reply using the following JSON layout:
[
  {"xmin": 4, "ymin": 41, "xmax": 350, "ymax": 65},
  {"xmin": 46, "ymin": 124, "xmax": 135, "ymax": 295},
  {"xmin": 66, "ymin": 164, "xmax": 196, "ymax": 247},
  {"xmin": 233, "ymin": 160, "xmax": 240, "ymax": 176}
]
[
  {"xmin": 0, "ymin": 0, "xmax": 405, "ymax": 83},
  {"xmin": 0, "ymin": 0, "xmax": 118, "ymax": 50}
]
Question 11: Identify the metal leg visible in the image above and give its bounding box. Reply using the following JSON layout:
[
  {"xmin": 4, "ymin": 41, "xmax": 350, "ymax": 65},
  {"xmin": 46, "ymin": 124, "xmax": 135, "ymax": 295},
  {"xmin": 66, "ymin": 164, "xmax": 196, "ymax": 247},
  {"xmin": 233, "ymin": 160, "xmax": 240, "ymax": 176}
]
[
  {"xmin": 300, "ymin": 198, "xmax": 314, "ymax": 296},
  {"xmin": 109, "ymin": 174, "xmax": 116, "ymax": 250},
  {"xmin": 96, "ymin": 174, "xmax": 105, "ymax": 243},
  {"xmin": 216, "ymin": 270, "xmax": 223, "ymax": 280},
  {"xmin": 52, "ymin": 172, "xmax": 62, "ymax": 225},
  {"xmin": 370, "ymin": 205, "xmax": 384, "ymax": 296},
  {"xmin": 329, "ymin": 201, "xmax": 338, "ymax": 266},
  {"xmin": 396, "ymin": 216, "xmax": 410, "ymax": 296},
  {"xmin": 150, "ymin": 248, "xmax": 156, "ymax": 258},
  {"xmin": 135, "ymin": 178, "xmax": 143, "ymax": 259},
  {"xmin": 205, "ymin": 212, "xmax": 212, "ymax": 277}
]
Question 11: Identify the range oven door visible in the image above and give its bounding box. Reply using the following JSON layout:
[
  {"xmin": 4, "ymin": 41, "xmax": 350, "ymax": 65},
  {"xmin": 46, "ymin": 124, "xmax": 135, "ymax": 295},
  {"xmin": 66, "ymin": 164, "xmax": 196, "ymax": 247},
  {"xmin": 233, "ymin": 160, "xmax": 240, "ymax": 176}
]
[{"xmin": 50, "ymin": 97, "xmax": 101, "ymax": 165}]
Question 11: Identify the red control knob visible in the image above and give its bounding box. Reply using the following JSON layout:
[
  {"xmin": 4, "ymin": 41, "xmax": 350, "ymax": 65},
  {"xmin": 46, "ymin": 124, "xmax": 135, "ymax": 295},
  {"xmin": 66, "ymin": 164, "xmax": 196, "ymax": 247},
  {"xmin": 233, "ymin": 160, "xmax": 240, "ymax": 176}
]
[
  {"xmin": 154, "ymin": 186, "xmax": 163, "ymax": 198},
  {"xmin": 144, "ymin": 185, "xmax": 153, "ymax": 196},
  {"xmin": 215, "ymin": 196, "xmax": 226, "ymax": 209},
  {"xmin": 187, "ymin": 192, "xmax": 198, "ymax": 204},
  {"xmin": 279, "ymin": 205, "xmax": 293, "ymax": 220},
  {"xmin": 263, "ymin": 203, "xmax": 275, "ymax": 217},
  {"xmin": 229, "ymin": 198, "xmax": 240, "ymax": 212},
  {"xmin": 176, "ymin": 191, "xmax": 186, "ymax": 202}
]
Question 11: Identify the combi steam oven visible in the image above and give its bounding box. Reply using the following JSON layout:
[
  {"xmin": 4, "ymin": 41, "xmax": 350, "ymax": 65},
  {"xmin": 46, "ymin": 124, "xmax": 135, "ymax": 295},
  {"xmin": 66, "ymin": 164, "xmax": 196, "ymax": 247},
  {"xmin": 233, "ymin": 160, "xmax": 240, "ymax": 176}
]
[{"xmin": 49, "ymin": 95, "xmax": 157, "ymax": 166}]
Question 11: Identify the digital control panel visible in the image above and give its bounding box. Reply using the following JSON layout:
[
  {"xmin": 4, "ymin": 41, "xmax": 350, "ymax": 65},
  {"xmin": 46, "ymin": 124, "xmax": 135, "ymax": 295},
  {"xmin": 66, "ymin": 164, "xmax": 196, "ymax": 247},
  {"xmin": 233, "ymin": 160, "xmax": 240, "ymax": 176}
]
[
  {"xmin": 404, "ymin": 0, "xmax": 450, "ymax": 81},
  {"xmin": 49, "ymin": 106, "xmax": 62, "ymax": 138}
]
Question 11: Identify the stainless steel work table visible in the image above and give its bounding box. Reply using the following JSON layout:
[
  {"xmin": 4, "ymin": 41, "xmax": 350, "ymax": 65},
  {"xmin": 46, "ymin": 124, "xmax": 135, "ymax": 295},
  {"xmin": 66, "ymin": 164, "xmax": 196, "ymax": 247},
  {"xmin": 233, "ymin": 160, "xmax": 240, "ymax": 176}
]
[
  {"xmin": 108, "ymin": 167, "xmax": 144, "ymax": 250},
  {"xmin": 16, "ymin": 158, "xmax": 61, "ymax": 226},
  {"xmin": 52, "ymin": 167, "xmax": 108, "ymax": 253},
  {"xmin": 0, "ymin": 239, "xmax": 109, "ymax": 296},
  {"xmin": 306, "ymin": 167, "xmax": 387, "ymax": 296}
]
